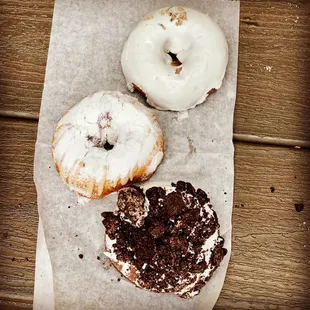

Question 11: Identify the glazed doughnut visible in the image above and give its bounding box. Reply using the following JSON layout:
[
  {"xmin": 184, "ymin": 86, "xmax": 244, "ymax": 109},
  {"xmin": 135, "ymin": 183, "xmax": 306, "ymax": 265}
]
[
  {"xmin": 52, "ymin": 91, "xmax": 164, "ymax": 199},
  {"xmin": 121, "ymin": 6, "xmax": 228, "ymax": 111},
  {"xmin": 101, "ymin": 181, "xmax": 226, "ymax": 298}
]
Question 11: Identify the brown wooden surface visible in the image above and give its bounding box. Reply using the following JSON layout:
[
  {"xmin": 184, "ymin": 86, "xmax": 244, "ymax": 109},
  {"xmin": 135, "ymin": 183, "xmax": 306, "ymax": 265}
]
[
  {"xmin": 0, "ymin": 0, "xmax": 309, "ymax": 141},
  {"xmin": 0, "ymin": 0, "xmax": 310, "ymax": 309},
  {"xmin": 0, "ymin": 119, "xmax": 309, "ymax": 309}
]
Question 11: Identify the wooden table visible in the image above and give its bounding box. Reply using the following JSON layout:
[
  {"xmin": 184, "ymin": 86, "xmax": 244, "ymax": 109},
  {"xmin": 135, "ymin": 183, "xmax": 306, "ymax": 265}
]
[{"xmin": 0, "ymin": 0, "xmax": 309, "ymax": 309}]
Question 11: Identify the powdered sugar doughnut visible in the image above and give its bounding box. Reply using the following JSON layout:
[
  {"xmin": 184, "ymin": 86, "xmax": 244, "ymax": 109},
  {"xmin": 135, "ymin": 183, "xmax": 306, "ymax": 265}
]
[
  {"xmin": 101, "ymin": 181, "xmax": 226, "ymax": 298},
  {"xmin": 121, "ymin": 6, "xmax": 228, "ymax": 111},
  {"xmin": 52, "ymin": 91, "xmax": 164, "ymax": 199}
]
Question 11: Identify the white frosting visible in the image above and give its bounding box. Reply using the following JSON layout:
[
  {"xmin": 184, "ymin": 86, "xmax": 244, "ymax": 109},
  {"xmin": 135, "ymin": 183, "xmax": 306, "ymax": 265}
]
[
  {"xmin": 104, "ymin": 235, "xmax": 139, "ymax": 283},
  {"xmin": 121, "ymin": 6, "xmax": 228, "ymax": 111},
  {"xmin": 52, "ymin": 91, "xmax": 164, "ymax": 198}
]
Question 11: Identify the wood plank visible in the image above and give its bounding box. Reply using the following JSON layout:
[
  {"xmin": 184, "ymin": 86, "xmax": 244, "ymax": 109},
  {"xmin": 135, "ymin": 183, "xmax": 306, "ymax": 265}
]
[
  {"xmin": 0, "ymin": 0, "xmax": 54, "ymax": 118},
  {"xmin": 236, "ymin": 0, "xmax": 310, "ymax": 142},
  {"xmin": 217, "ymin": 144, "xmax": 310, "ymax": 309},
  {"xmin": 0, "ymin": 1, "xmax": 309, "ymax": 141},
  {"xmin": 0, "ymin": 118, "xmax": 38, "ymax": 304},
  {"xmin": 0, "ymin": 118, "xmax": 309, "ymax": 308}
]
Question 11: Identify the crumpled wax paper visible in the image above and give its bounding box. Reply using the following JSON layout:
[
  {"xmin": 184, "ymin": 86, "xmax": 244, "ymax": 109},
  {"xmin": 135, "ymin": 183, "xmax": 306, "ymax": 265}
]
[{"xmin": 33, "ymin": 0, "xmax": 239, "ymax": 309}]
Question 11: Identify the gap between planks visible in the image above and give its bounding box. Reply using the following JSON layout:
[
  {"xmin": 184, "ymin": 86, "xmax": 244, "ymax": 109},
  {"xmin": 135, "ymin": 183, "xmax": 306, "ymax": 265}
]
[{"xmin": 1, "ymin": 111, "xmax": 310, "ymax": 150}]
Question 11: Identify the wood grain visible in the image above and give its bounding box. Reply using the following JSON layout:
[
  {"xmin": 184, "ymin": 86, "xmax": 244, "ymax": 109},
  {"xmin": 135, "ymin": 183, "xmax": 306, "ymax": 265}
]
[
  {"xmin": 0, "ymin": 0, "xmax": 309, "ymax": 141},
  {"xmin": 218, "ymin": 143, "xmax": 310, "ymax": 309},
  {"xmin": 0, "ymin": 0, "xmax": 54, "ymax": 117},
  {"xmin": 0, "ymin": 118, "xmax": 38, "ymax": 306},
  {"xmin": 0, "ymin": 119, "xmax": 309, "ymax": 308},
  {"xmin": 236, "ymin": 0, "xmax": 310, "ymax": 142}
]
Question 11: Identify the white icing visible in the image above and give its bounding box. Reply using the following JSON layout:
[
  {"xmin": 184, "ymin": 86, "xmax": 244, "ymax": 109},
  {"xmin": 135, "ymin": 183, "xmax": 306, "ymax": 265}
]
[
  {"xmin": 121, "ymin": 6, "xmax": 228, "ymax": 111},
  {"xmin": 105, "ymin": 235, "xmax": 141, "ymax": 284},
  {"xmin": 52, "ymin": 91, "xmax": 163, "ymax": 197},
  {"xmin": 146, "ymin": 151, "xmax": 164, "ymax": 175}
]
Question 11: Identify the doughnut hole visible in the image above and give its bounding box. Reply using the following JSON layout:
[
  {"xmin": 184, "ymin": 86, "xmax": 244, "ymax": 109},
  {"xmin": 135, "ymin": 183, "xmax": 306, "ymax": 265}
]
[
  {"xmin": 87, "ymin": 126, "xmax": 119, "ymax": 151},
  {"xmin": 167, "ymin": 51, "xmax": 182, "ymax": 66},
  {"xmin": 103, "ymin": 141, "xmax": 114, "ymax": 151},
  {"xmin": 162, "ymin": 35, "xmax": 193, "ymax": 67}
]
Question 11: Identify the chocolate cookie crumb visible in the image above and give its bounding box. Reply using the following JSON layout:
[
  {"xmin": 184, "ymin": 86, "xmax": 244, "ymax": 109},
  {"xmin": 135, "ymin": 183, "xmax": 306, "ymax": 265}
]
[
  {"xmin": 270, "ymin": 186, "xmax": 275, "ymax": 193},
  {"xmin": 117, "ymin": 278, "xmax": 121, "ymax": 282},
  {"xmin": 294, "ymin": 203, "xmax": 304, "ymax": 212},
  {"xmin": 102, "ymin": 181, "xmax": 225, "ymax": 298},
  {"xmin": 97, "ymin": 256, "xmax": 100, "ymax": 260},
  {"xmin": 79, "ymin": 254, "xmax": 84, "ymax": 259}
]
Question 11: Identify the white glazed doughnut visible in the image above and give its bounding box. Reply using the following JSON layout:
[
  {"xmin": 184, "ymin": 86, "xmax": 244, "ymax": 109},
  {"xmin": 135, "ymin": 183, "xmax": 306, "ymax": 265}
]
[
  {"xmin": 121, "ymin": 6, "xmax": 228, "ymax": 111},
  {"xmin": 52, "ymin": 91, "xmax": 164, "ymax": 199}
]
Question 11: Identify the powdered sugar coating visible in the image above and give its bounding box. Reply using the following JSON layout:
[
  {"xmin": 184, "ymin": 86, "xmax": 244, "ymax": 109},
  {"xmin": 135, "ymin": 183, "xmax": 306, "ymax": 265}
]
[
  {"xmin": 52, "ymin": 91, "xmax": 164, "ymax": 199},
  {"xmin": 121, "ymin": 6, "xmax": 228, "ymax": 111}
]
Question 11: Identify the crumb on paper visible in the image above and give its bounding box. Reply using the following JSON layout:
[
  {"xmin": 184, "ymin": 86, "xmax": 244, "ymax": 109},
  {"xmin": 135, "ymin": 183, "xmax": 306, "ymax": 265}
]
[
  {"xmin": 264, "ymin": 66, "xmax": 272, "ymax": 72},
  {"xmin": 187, "ymin": 136, "xmax": 196, "ymax": 155},
  {"xmin": 158, "ymin": 23, "xmax": 166, "ymax": 30}
]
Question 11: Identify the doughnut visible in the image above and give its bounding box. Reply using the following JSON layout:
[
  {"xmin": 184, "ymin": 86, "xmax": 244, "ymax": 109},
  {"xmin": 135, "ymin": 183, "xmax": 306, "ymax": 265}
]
[
  {"xmin": 101, "ymin": 181, "xmax": 226, "ymax": 298},
  {"xmin": 52, "ymin": 91, "xmax": 164, "ymax": 199},
  {"xmin": 121, "ymin": 6, "xmax": 228, "ymax": 111}
]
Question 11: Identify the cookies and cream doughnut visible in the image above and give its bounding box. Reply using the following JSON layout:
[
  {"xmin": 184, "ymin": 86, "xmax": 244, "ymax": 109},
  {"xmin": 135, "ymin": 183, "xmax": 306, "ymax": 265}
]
[
  {"xmin": 52, "ymin": 91, "xmax": 164, "ymax": 199},
  {"xmin": 101, "ymin": 181, "xmax": 226, "ymax": 298},
  {"xmin": 121, "ymin": 6, "xmax": 228, "ymax": 111}
]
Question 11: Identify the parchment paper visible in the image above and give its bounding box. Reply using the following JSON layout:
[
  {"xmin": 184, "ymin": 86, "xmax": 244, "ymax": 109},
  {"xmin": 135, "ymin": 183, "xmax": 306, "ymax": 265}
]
[{"xmin": 33, "ymin": 0, "xmax": 240, "ymax": 309}]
